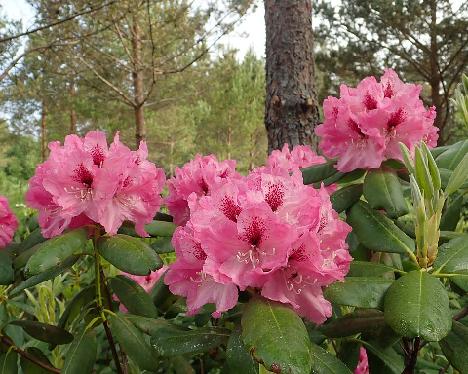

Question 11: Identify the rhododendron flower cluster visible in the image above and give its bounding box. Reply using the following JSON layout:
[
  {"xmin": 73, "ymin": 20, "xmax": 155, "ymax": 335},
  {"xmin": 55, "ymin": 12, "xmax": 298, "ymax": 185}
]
[
  {"xmin": 354, "ymin": 347, "xmax": 369, "ymax": 374},
  {"xmin": 315, "ymin": 69, "xmax": 439, "ymax": 172},
  {"xmin": 26, "ymin": 131, "xmax": 165, "ymax": 238},
  {"xmin": 266, "ymin": 143, "xmax": 325, "ymax": 173},
  {"xmin": 165, "ymin": 155, "xmax": 239, "ymax": 226},
  {"xmin": 165, "ymin": 146, "xmax": 352, "ymax": 323},
  {"xmin": 0, "ymin": 196, "xmax": 18, "ymax": 248}
]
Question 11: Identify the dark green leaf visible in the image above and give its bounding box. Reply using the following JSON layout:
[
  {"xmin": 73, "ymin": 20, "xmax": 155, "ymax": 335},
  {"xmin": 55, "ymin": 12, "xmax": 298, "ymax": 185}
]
[
  {"xmin": 10, "ymin": 255, "xmax": 79, "ymax": 296},
  {"xmin": 62, "ymin": 330, "xmax": 97, "ymax": 374},
  {"xmin": 363, "ymin": 169, "xmax": 408, "ymax": 218},
  {"xmin": 330, "ymin": 184, "xmax": 363, "ymax": 213},
  {"xmin": 24, "ymin": 229, "xmax": 88, "ymax": 276},
  {"xmin": 0, "ymin": 252, "xmax": 14, "ymax": 285},
  {"xmin": 309, "ymin": 343, "xmax": 352, "ymax": 374},
  {"xmin": 439, "ymin": 321, "xmax": 468, "ymax": 373},
  {"xmin": 124, "ymin": 314, "xmax": 170, "ymax": 336},
  {"xmin": 348, "ymin": 261, "xmax": 396, "ymax": 279},
  {"xmin": 224, "ymin": 329, "xmax": 258, "ymax": 374},
  {"xmin": 384, "ymin": 271, "xmax": 451, "ymax": 341},
  {"xmin": 241, "ymin": 297, "xmax": 311, "ymax": 374},
  {"xmin": 347, "ymin": 201, "xmax": 415, "ymax": 254},
  {"xmin": 440, "ymin": 194, "xmax": 463, "ymax": 231},
  {"xmin": 58, "ymin": 286, "xmax": 96, "ymax": 330},
  {"xmin": 151, "ymin": 237, "xmax": 174, "ymax": 253},
  {"xmin": 301, "ymin": 160, "xmax": 337, "ymax": 185},
  {"xmin": 16, "ymin": 229, "xmax": 46, "ymax": 255},
  {"xmin": 109, "ymin": 275, "xmax": 158, "ymax": 318},
  {"xmin": 434, "ymin": 234, "xmax": 468, "ymax": 291},
  {"xmin": 9, "ymin": 320, "xmax": 73, "ymax": 345},
  {"xmin": 320, "ymin": 310, "xmax": 386, "ymax": 338},
  {"xmin": 360, "ymin": 340, "xmax": 404, "ymax": 374},
  {"xmin": 324, "ymin": 277, "xmax": 393, "ymax": 309},
  {"xmin": 98, "ymin": 234, "xmax": 162, "ymax": 275},
  {"xmin": 150, "ymin": 324, "xmax": 230, "ymax": 356},
  {"xmin": 144, "ymin": 221, "xmax": 176, "ymax": 237},
  {"xmin": 435, "ymin": 139, "xmax": 468, "ymax": 170},
  {"xmin": 0, "ymin": 351, "xmax": 18, "ymax": 374},
  {"xmin": 108, "ymin": 313, "xmax": 158, "ymax": 371}
]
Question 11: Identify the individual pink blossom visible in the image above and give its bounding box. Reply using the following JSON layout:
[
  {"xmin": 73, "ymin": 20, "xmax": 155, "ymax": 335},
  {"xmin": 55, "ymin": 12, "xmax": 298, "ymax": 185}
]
[
  {"xmin": 165, "ymin": 155, "xmax": 239, "ymax": 226},
  {"xmin": 166, "ymin": 164, "xmax": 352, "ymax": 323},
  {"xmin": 164, "ymin": 224, "xmax": 239, "ymax": 317},
  {"xmin": 266, "ymin": 144, "xmax": 325, "ymax": 173},
  {"xmin": 26, "ymin": 131, "xmax": 165, "ymax": 238},
  {"xmin": 0, "ymin": 196, "xmax": 18, "ymax": 248},
  {"xmin": 354, "ymin": 347, "xmax": 369, "ymax": 374},
  {"xmin": 122, "ymin": 265, "xmax": 168, "ymax": 293},
  {"xmin": 315, "ymin": 69, "xmax": 438, "ymax": 172}
]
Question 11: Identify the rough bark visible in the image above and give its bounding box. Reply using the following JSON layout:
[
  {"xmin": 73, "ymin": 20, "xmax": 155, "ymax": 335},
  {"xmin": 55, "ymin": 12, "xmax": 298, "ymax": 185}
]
[
  {"xmin": 69, "ymin": 82, "xmax": 77, "ymax": 134},
  {"xmin": 429, "ymin": 0, "xmax": 443, "ymax": 134},
  {"xmin": 131, "ymin": 14, "xmax": 146, "ymax": 146},
  {"xmin": 40, "ymin": 100, "xmax": 47, "ymax": 162},
  {"xmin": 264, "ymin": 0, "xmax": 320, "ymax": 154}
]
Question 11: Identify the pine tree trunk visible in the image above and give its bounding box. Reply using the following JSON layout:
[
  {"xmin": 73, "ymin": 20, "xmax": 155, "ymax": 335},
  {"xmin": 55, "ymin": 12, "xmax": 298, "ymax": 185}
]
[
  {"xmin": 40, "ymin": 100, "xmax": 47, "ymax": 161},
  {"xmin": 264, "ymin": 0, "xmax": 320, "ymax": 154},
  {"xmin": 69, "ymin": 83, "xmax": 77, "ymax": 134},
  {"xmin": 132, "ymin": 15, "xmax": 145, "ymax": 147}
]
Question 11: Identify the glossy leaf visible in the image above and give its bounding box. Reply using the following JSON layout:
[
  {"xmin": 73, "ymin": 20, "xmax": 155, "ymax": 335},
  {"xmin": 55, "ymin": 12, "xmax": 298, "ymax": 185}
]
[
  {"xmin": 433, "ymin": 235, "xmax": 468, "ymax": 291},
  {"xmin": 0, "ymin": 252, "xmax": 14, "ymax": 285},
  {"xmin": 24, "ymin": 229, "xmax": 88, "ymax": 276},
  {"xmin": 347, "ymin": 201, "xmax": 415, "ymax": 254},
  {"xmin": 11, "ymin": 255, "xmax": 80, "ymax": 296},
  {"xmin": 150, "ymin": 324, "xmax": 230, "ymax": 356},
  {"xmin": 324, "ymin": 277, "xmax": 393, "ymax": 309},
  {"xmin": 62, "ymin": 330, "xmax": 97, "ymax": 374},
  {"xmin": 439, "ymin": 321, "xmax": 468, "ymax": 373},
  {"xmin": 109, "ymin": 275, "xmax": 158, "ymax": 318},
  {"xmin": 58, "ymin": 286, "xmax": 96, "ymax": 330},
  {"xmin": 309, "ymin": 343, "xmax": 352, "ymax": 374},
  {"xmin": 348, "ymin": 261, "xmax": 396, "ymax": 279},
  {"xmin": 330, "ymin": 184, "xmax": 363, "ymax": 213},
  {"xmin": 97, "ymin": 234, "xmax": 162, "ymax": 275},
  {"xmin": 151, "ymin": 236, "xmax": 174, "ymax": 253},
  {"xmin": 124, "ymin": 314, "xmax": 170, "ymax": 336},
  {"xmin": 384, "ymin": 270, "xmax": 451, "ymax": 341},
  {"xmin": 108, "ymin": 313, "xmax": 158, "ymax": 371},
  {"xmin": 435, "ymin": 139, "xmax": 468, "ymax": 170},
  {"xmin": 360, "ymin": 340, "xmax": 404, "ymax": 374},
  {"xmin": 9, "ymin": 320, "xmax": 73, "ymax": 345},
  {"xmin": 224, "ymin": 329, "xmax": 258, "ymax": 374},
  {"xmin": 363, "ymin": 169, "xmax": 408, "ymax": 218},
  {"xmin": 241, "ymin": 297, "xmax": 311, "ymax": 374},
  {"xmin": 320, "ymin": 310, "xmax": 386, "ymax": 338},
  {"xmin": 144, "ymin": 220, "xmax": 176, "ymax": 237},
  {"xmin": 440, "ymin": 194, "xmax": 463, "ymax": 231},
  {"xmin": 301, "ymin": 160, "xmax": 337, "ymax": 185},
  {"xmin": 16, "ymin": 228, "xmax": 46, "ymax": 255}
]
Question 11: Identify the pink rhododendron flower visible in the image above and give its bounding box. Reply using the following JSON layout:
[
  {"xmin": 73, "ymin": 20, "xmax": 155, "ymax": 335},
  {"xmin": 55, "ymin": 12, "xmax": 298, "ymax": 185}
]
[
  {"xmin": 0, "ymin": 196, "xmax": 18, "ymax": 248},
  {"xmin": 26, "ymin": 131, "xmax": 165, "ymax": 238},
  {"xmin": 166, "ymin": 155, "xmax": 239, "ymax": 226},
  {"xmin": 354, "ymin": 347, "xmax": 369, "ymax": 374},
  {"xmin": 266, "ymin": 144, "xmax": 325, "ymax": 173},
  {"xmin": 165, "ymin": 162, "xmax": 352, "ymax": 323},
  {"xmin": 315, "ymin": 69, "xmax": 438, "ymax": 172}
]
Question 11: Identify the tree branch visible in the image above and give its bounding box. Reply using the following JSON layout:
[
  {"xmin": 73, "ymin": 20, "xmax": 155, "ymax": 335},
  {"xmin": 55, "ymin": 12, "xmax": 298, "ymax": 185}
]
[{"xmin": 0, "ymin": 336, "xmax": 60, "ymax": 373}]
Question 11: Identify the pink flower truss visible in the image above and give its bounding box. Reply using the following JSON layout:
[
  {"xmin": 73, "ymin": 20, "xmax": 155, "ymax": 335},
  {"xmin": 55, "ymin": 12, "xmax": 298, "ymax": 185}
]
[
  {"xmin": 165, "ymin": 165, "xmax": 352, "ymax": 323},
  {"xmin": 315, "ymin": 69, "xmax": 439, "ymax": 172},
  {"xmin": 354, "ymin": 347, "xmax": 369, "ymax": 374},
  {"xmin": 165, "ymin": 155, "xmax": 239, "ymax": 226},
  {"xmin": 26, "ymin": 131, "xmax": 165, "ymax": 238},
  {"xmin": 266, "ymin": 144, "xmax": 325, "ymax": 173},
  {"xmin": 0, "ymin": 196, "xmax": 18, "ymax": 248}
]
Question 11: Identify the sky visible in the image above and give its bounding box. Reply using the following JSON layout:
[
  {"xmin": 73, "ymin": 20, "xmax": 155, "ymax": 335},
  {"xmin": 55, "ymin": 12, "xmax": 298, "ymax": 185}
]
[{"xmin": 0, "ymin": 0, "xmax": 266, "ymax": 59}]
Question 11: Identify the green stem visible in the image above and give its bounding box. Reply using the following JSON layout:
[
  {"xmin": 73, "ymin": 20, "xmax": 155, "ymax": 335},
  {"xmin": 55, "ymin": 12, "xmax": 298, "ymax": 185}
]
[{"xmin": 93, "ymin": 231, "xmax": 123, "ymax": 374}]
